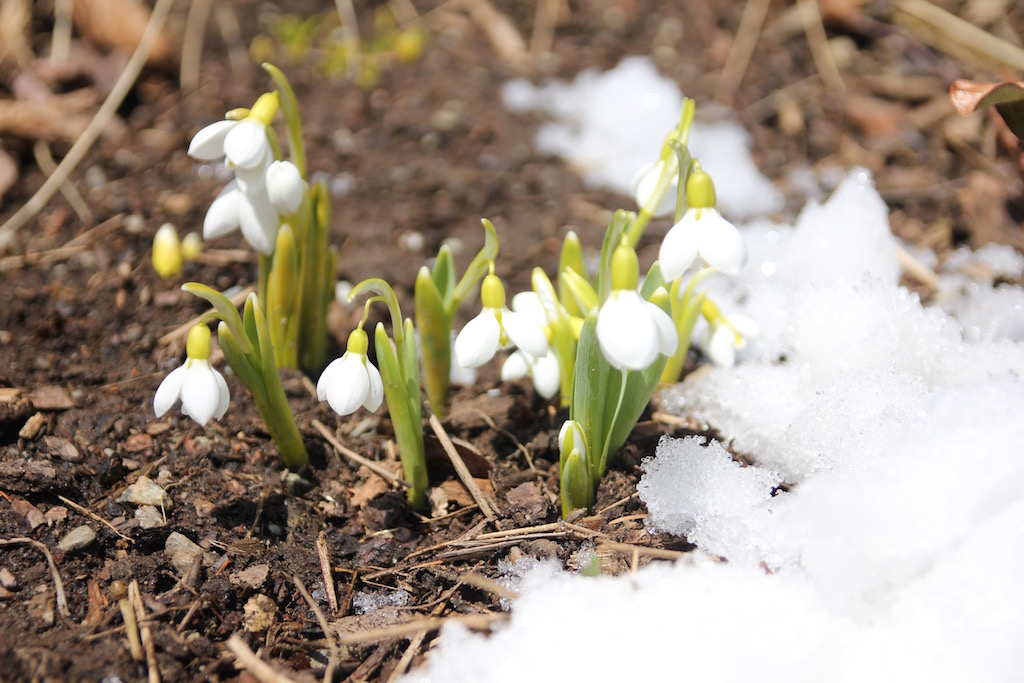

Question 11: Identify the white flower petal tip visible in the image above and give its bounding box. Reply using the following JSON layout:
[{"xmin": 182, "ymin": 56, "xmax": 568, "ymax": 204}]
[
  {"xmin": 502, "ymin": 310, "xmax": 549, "ymax": 358},
  {"xmin": 203, "ymin": 181, "xmax": 242, "ymax": 240},
  {"xmin": 188, "ymin": 120, "xmax": 238, "ymax": 160},
  {"xmin": 596, "ymin": 290, "xmax": 676, "ymax": 371},
  {"xmin": 154, "ymin": 359, "xmax": 230, "ymax": 427},
  {"xmin": 237, "ymin": 190, "xmax": 278, "ymax": 254},
  {"xmin": 501, "ymin": 349, "xmax": 560, "ymax": 400},
  {"xmin": 659, "ymin": 208, "xmax": 747, "ymax": 280},
  {"xmin": 317, "ymin": 352, "xmax": 382, "ymax": 417},
  {"xmin": 454, "ymin": 311, "xmax": 502, "ymax": 368},
  {"xmin": 266, "ymin": 161, "xmax": 304, "ymax": 215}
]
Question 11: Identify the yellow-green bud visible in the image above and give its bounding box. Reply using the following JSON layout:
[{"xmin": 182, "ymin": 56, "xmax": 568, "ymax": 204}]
[
  {"xmin": 152, "ymin": 223, "xmax": 183, "ymax": 278},
  {"xmin": 248, "ymin": 92, "xmax": 280, "ymax": 126},
  {"xmin": 686, "ymin": 166, "xmax": 716, "ymax": 209},
  {"xmin": 562, "ymin": 449, "xmax": 591, "ymax": 514},
  {"xmin": 181, "ymin": 232, "xmax": 202, "ymax": 260},
  {"xmin": 186, "ymin": 324, "xmax": 212, "ymax": 361},
  {"xmin": 347, "ymin": 327, "xmax": 369, "ymax": 356},
  {"xmin": 610, "ymin": 238, "xmax": 639, "ymax": 292},
  {"xmin": 481, "ymin": 273, "xmax": 506, "ymax": 309}
]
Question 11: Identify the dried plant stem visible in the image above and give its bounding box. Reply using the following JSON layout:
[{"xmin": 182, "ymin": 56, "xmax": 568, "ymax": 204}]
[
  {"xmin": 428, "ymin": 413, "xmax": 498, "ymax": 520},
  {"xmin": 180, "ymin": 0, "xmax": 213, "ymax": 91},
  {"xmin": 0, "ymin": 537, "xmax": 71, "ymax": 618},
  {"xmin": 33, "ymin": 140, "xmax": 93, "ymax": 224},
  {"xmin": 312, "ymin": 419, "xmax": 411, "ymax": 487},
  {"xmin": 226, "ymin": 634, "xmax": 306, "ymax": 683},
  {"xmin": 0, "ymin": 0, "xmax": 174, "ymax": 246},
  {"xmin": 715, "ymin": 0, "xmax": 770, "ymax": 106}
]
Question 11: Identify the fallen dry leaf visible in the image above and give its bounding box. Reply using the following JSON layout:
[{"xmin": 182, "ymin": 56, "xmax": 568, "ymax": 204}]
[{"xmin": 950, "ymin": 79, "xmax": 1024, "ymax": 142}]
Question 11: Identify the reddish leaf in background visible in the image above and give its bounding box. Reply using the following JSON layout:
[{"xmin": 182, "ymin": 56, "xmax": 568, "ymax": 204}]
[{"xmin": 950, "ymin": 79, "xmax": 1024, "ymax": 143}]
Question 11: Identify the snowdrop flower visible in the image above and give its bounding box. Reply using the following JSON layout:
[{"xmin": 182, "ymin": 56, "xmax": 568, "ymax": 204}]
[
  {"xmin": 558, "ymin": 420, "xmax": 587, "ymax": 460},
  {"xmin": 632, "ymin": 159, "xmax": 677, "ymax": 218},
  {"xmin": 700, "ymin": 313, "xmax": 759, "ymax": 367},
  {"xmin": 596, "ymin": 240, "xmax": 677, "ymax": 371},
  {"xmin": 187, "ymin": 92, "xmax": 279, "ymax": 172},
  {"xmin": 659, "ymin": 166, "xmax": 746, "ymax": 281},
  {"xmin": 317, "ymin": 327, "xmax": 384, "ymax": 416},
  {"xmin": 265, "ymin": 160, "xmax": 304, "ymax": 215},
  {"xmin": 154, "ymin": 324, "xmax": 230, "ymax": 426},
  {"xmin": 454, "ymin": 272, "xmax": 548, "ymax": 368},
  {"xmin": 501, "ymin": 292, "xmax": 559, "ymax": 399}
]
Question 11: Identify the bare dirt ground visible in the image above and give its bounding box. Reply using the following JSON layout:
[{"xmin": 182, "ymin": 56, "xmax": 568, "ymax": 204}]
[{"xmin": 1, "ymin": 1, "xmax": 1022, "ymax": 680}]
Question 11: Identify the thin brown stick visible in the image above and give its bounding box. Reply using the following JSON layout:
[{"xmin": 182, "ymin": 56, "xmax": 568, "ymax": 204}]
[
  {"xmin": 596, "ymin": 492, "xmax": 638, "ymax": 515},
  {"xmin": 461, "ymin": 571, "xmax": 519, "ymax": 601},
  {"xmin": 428, "ymin": 413, "xmax": 497, "ymax": 520},
  {"xmin": 0, "ymin": 537, "xmax": 71, "ymax": 617},
  {"xmin": 293, "ymin": 576, "xmax": 339, "ymax": 683},
  {"xmin": 119, "ymin": 598, "xmax": 145, "ymax": 661},
  {"xmin": 314, "ymin": 532, "xmax": 338, "ymax": 614},
  {"xmin": 129, "ymin": 580, "xmax": 162, "ymax": 683},
  {"xmin": 715, "ymin": 0, "xmax": 770, "ymax": 106},
  {"xmin": 226, "ymin": 634, "xmax": 306, "ymax": 683},
  {"xmin": 180, "ymin": 0, "xmax": 212, "ymax": 91},
  {"xmin": 311, "ymin": 419, "xmax": 410, "ymax": 487},
  {"xmin": 893, "ymin": 0, "xmax": 1024, "ymax": 72},
  {"xmin": 59, "ymin": 495, "xmax": 134, "ymax": 543},
  {"xmin": 797, "ymin": 0, "xmax": 844, "ymax": 92},
  {"xmin": 597, "ymin": 541, "xmax": 687, "ymax": 561},
  {"xmin": 385, "ymin": 605, "xmax": 443, "ymax": 683},
  {"xmin": 33, "ymin": 140, "xmax": 93, "ymax": 224},
  {"xmin": 334, "ymin": 612, "xmax": 504, "ymax": 646},
  {"xmin": 0, "ymin": 0, "xmax": 174, "ymax": 244},
  {"xmin": 452, "ymin": 408, "xmax": 536, "ymax": 471},
  {"xmin": 528, "ymin": 0, "xmax": 560, "ymax": 55}
]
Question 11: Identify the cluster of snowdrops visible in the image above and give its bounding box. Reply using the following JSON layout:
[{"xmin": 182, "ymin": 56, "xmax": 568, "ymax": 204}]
[{"xmin": 151, "ymin": 66, "xmax": 752, "ymax": 517}]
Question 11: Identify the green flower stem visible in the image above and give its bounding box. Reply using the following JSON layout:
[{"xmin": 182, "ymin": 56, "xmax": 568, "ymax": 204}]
[
  {"xmin": 263, "ymin": 62, "xmax": 306, "ymax": 178},
  {"xmin": 661, "ymin": 268, "xmax": 716, "ymax": 383}
]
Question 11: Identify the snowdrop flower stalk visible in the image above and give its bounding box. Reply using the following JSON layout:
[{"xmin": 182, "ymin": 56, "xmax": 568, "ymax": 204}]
[
  {"xmin": 414, "ymin": 219, "xmax": 498, "ymax": 417},
  {"xmin": 154, "ymin": 324, "xmax": 230, "ymax": 426},
  {"xmin": 344, "ymin": 278, "xmax": 429, "ymax": 510},
  {"xmin": 168, "ymin": 284, "xmax": 309, "ymax": 469},
  {"xmin": 187, "ymin": 64, "xmax": 336, "ymax": 374},
  {"xmin": 561, "ymin": 214, "xmax": 677, "ymax": 517}
]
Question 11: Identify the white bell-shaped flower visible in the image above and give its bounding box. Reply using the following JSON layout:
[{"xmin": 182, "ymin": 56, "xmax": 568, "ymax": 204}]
[
  {"xmin": 265, "ymin": 160, "xmax": 304, "ymax": 215},
  {"xmin": 499, "ymin": 291, "xmax": 559, "ymax": 399},
  {"xmin": 187, "ymin": 92, "xmax": 279, "ymax": 170},
  {"xmin": 317, "ymin": 328, "xmax": 384, "ymax": 416},
  {"xmin": 202, "ymin": 180, "xmax": 279, "ymax": 254},
  {"xmin": 454, "ymin": 273, "xmax": 548, "ymax": 369},
  {"xmin": 596, "ymin": 240, "xmax": 677, "ymax": 371},
  {"xmin": 154, "ymin": 325, "xmax": 230, "ymax": 427},
  {"xmin": 659, "ymin": 167, "xmax": 746, "ymax": 280},
  {"xmin": 699, "ymin": 313, "xmax": 759, "ymax": 368},
  {"xmin": 632, "ymin": 159, "xmax": 677, "ymax": 218}
]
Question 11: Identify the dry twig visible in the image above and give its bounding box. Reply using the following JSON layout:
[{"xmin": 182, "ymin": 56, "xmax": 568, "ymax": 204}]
[
  {"xmin": 312, "ymin": 419, "xmax": 411, "ymax": 487},
  {"xmin": 428, "ymin": 413, "xmax": 498, "ymax": 520},
  {"xmin": 0, "ymin": 537, "xmax": 71, "ymax": 618}
]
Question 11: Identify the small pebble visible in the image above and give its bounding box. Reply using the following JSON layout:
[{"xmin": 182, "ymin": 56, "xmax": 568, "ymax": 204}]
[
  {"xmin": 165, "ymin": 532, "xmax": 217, "ymax": 577},
  {"xmin": 134, "ymin": 505, "xmax": 165, "ymax": 529},
  {"xmin": 119, "ymin": 475, "xmax": 172, "ymax": 509},
  {"xmin": 57, "ymin": 525, "xmax": 96, "ymax": 553}
]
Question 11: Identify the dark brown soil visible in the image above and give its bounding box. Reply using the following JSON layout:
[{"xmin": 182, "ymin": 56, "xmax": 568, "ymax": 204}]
[{"xmin": 1, "ymin": 1, "xmax": 1022, "ymax": 681}]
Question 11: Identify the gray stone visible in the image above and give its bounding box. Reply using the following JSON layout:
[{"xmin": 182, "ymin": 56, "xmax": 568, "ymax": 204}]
[
  {"xmin": 57, "ymin": 525, "xmax": 96, "ymax": 553},
  {"xmin": 164, "ymin": 532, "xmax": 217, "ymax": 577},
  {"xmin": 134, "ymin": 505, "xmax": 165, "ymax": 529},
  {"xmin": 119, "ymin": 475, "xmax": 172, "ymax": 509}
]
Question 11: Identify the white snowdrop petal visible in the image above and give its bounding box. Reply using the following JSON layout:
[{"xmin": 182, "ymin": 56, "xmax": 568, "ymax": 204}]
[
  {"xmin": 180, "ymin": 362, "xmax": 222, "ymax": 426},
  {"xmin": 558, "ymin": 421, "xmax": 586, "ymax": 459},
  {"xmin": 224, "ymin": 120, "xmax": 270, "ymax": 169},
  {"xmin": 237, "ymin": 190, "xmax": 279, "ymax": 254},
  {"xmin": 503, "ymin": 310, "xmax": 549, "ymax": 358},
  {"xmin": 213, "ymin": 369, "xmax": 231, "ymax": 419},
  {"xmin": 531, "ymin": 352, "xmax": 561, "ymax": 400},
  {"xmin": 510, "ymin": 291, "xmax": 546, "ymax": 325},
  {"xmin": 203, "ymin": 182, "xmax": 241, "ymax": 239},
  {"xmin": 658, "ymin": 213, "xmax": 701, "ymax": 281},
  {"xmin": 234, "ymin": 155, "xmax": 269, "ymax": 193},
  {"xmin": 596, "ymin": 293, "xmax": 658, "ymax": 370},
  {"xmin": 153, "ymin": 365, "xmax": 187, "ymax": 417},
  {"xmin": 266, "ymin": 160, "xmax": 304, "ymax": 215},
  {"xmin": 501, "ymin": 350, "xmax": 531, "ymax": 382},
  {"xmin": 454, "ymin": 312, "xmax": 502, "ymax": 368},
  {"xmin": 706, "ymin": 322, "xmax": 737, "ymax": 367},
  {"xmin": 632, "ymin": 160, "xmax": 676, "ymax": 218},
  {"xmin": 317, "ymin": 356, "xmax": 345, "ymax": 401},
  {"xmin": 698, "ymin": 211, "xmax": 747, "ymax": 275},
  {"xmin": 645, "ymin": 300, "xmax": 679, "ymax": 357},
  {"xmin": 324, "ymin": 355, "xmax": 369, "ymax": 416},
  {"xmin": 363, "ymin": 361, "xmax": 384, "ymax": 412},
  {"xmin": 188, "ymin": 120, "xmax": 237, "ymax": 160}
]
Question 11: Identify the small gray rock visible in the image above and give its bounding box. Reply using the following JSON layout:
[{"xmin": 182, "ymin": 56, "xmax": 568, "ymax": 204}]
[
  {"xmin": 164, "ymin": 532, "xmax": 217, "ymax": 577},
  {"xmin": 119, "ymin": 475, "xmax": 172, "ymax": 509},
  {"xmin": 134, "ymin": 505, "xmax": 165, "ymax": 529},
  {"xmin": 57, "ymin": 525, "xmax": 96, "ymax": 553}
]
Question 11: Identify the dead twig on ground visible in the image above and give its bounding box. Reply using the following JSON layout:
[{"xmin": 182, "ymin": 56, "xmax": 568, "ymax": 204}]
[
  {"xmin": 0, "ymin": 537, "xmax": 71, "ymax": 618},
  {"xmin": 0, "ymin": 0, "xmax": 174, "ymax": 248},
  {"xmin": 428, "ymin": 413, "xmax": 498, "ymax": 520},
  {"xmin": 293, "ymin": 575, "xmax": 340, "ymax": 683},
  {"xmin": 312, "ymin": 419, "xmax": 411, "ymax": 488},
  {"xmin": 715, "ymin": 0, "xmax": 770, "ymax": 106},
  {"xmin": 226, "ymin": 634, "xmax": 309, "ymax": 683},
  {"xmin": 334, "ymin": 612, "xmax": 504, "ymax": 646}
]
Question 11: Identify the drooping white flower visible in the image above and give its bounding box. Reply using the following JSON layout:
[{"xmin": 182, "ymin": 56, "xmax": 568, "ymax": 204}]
[
  {"xmin": 501, "ymin": 348, "xmax": 560, "ymax": 399},
  {"xmin": 202, "ymin": 180, "xmax": 279, "ymax": 254},
  {"xmin": 659, "ymin": 167, "xmax": 746, "ymax": 280},
  {"xmin": 596, "ymin": 239, "xmax": 677, "ymax": 371},
  {"xmin": 699, "ymin": 313, "xmax": 759, "ymax": 367},
  {"xmin": 265, "ymin": 160, "xmax": 304, "ymax": 215},
  {"xmin": 632, "ymin": 159, "xmax": 677, "ymax": 218},
  {"xmin": 154, "ymin": 325, "xmax": 230, "ymax": 427},
  {"xmin": 187, "ymin": 92, "xmax": 279, "ymax": 171},
  {"xmin": 454, "ymin": 274, "xmax": 548, "ymax": 369},
  {"xmin": 317, "ymin": 328, "xmax": 384, "ymax": 416}
]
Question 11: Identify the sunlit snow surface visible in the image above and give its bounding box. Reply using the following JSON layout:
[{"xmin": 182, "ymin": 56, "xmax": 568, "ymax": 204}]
[{"xmin": 403, "ymin": 58, "xmax": 1024, "ymax": 682}]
